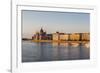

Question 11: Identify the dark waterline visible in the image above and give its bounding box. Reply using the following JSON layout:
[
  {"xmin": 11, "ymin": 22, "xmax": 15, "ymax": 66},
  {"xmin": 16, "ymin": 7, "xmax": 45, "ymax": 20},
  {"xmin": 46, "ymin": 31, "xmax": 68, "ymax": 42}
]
[{"xmin": 22, "ymin": 41, "xmax": 90, "ymax": 62}]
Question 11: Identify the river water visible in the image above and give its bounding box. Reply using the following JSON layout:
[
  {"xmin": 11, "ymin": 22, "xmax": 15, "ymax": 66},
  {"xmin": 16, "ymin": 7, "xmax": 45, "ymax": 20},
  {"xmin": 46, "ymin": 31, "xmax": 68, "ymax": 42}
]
[{"xmin": 22, "ymin": 41, "xmax": 90, "ymax": 62}]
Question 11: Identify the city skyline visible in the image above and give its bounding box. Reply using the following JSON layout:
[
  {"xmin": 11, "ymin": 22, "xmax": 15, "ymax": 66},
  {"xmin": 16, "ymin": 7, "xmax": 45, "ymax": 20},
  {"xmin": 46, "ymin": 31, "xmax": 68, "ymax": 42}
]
[{"xmin": 22, "ymin": 10, "xmax": 90, "ymax": 39}]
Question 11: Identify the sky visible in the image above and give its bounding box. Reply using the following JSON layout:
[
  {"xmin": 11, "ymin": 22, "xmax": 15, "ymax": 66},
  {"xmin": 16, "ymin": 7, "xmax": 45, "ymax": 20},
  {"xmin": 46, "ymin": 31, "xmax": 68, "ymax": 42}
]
[{"xmin": 22, "ymin": 10, "xmax": 90, "ymax": 39}]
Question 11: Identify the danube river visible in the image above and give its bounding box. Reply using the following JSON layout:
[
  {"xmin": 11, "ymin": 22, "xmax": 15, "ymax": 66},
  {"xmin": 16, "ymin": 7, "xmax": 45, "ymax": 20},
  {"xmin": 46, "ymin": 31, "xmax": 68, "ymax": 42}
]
[{"xmin": 22, "ymin": 41, "xmax": 90, "ymax": 62}]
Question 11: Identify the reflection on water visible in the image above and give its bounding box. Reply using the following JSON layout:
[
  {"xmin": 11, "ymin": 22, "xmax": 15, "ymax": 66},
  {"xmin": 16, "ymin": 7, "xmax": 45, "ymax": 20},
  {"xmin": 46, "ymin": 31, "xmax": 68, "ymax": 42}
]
[
  {"xmin": 22, "ymin": 41, "xmax": 90, "ymax": 62},
  {"xmin": 70, "ymin": 43, "xmax": 79, "ymax": 47},
  {"xmin": 52, "ymin": 42, "xmax": 69, "ymax": 47}
]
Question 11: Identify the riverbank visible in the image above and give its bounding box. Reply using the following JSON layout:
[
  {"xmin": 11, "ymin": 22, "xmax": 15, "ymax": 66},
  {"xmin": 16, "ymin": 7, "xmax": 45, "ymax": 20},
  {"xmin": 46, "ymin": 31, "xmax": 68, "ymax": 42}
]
[{"xmin": 31, "ymin": 40, "xmax": 89, "ymax": 43}]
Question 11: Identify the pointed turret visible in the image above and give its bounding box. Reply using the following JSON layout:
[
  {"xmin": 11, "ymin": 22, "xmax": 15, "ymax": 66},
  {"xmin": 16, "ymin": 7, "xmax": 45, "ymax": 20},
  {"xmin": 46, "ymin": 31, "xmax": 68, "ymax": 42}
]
[{"xmin": 40, "ymin": 27, "xmax": 44, "ymax": 34}]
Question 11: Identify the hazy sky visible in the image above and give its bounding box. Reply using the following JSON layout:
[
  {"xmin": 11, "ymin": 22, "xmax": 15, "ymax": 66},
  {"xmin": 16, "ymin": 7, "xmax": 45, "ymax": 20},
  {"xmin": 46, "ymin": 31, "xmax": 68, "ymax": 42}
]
[{"xmin": 22, "ymin": 10, "xmax": 90, "ymax": 39}]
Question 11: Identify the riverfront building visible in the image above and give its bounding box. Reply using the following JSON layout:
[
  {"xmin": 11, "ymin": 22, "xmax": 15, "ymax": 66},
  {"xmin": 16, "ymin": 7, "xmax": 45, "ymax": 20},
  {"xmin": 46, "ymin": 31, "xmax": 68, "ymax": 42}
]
[
  {"xmin": 52, "ymin": 32, "xmax": 59, "ymax": 41},
  {"xmin": 59, "ymin": 34, "xmax": 69, "ymax": 41},
  {"xmin": 52, "ymin": 32, "xmax": 69, "ymax": 41},
  {"xmin": 81, "ymin": 33, "xmax": 90, "ymax": 41},
  {"xmin": 69, "ymin": 33, "xmax": 90, "ymax": 41},
  {"xmin": 32, "ymin": 28, "xmax": 90, "ymax": 41},
  {"xmin": 69, "ymin": 33, "xmax": 80, "ymax": 41}
]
